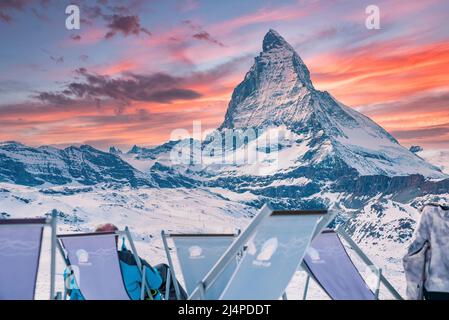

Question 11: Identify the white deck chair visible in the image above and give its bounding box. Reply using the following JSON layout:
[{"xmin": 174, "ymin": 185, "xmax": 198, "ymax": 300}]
[
  {"xmin": 161, "ymin": 231, "xmax": 239, "ymax": 300},
  {"xmin": 0, "ymin": 213, "xmax": 57, "ymax": 300},
  {"xmin": 58, "ymin": 227, "xmax": 151, "ymax": 300},
  {"xmin": 190, "ymin": 204, "xmax": 332, "ymax": 300}
]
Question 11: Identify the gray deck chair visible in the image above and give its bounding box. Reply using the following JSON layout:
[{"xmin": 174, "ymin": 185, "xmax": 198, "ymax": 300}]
[
  {"xmin": 301, "ymin": 227, "xmax": 402, "ymax": 300},
  {"xmin": 58, "ymin": 227, "xmax": 151, "ymax": 300},
  {"xmin": 161, "ymin": 231, "xmax": 239, "ymax": 300},
  {"xmin": 0, "ymin": 213, "xmax": 57, "ymax": 300},
  {"xmin": 190, "ymin": 204, "xmax": 332, "ymax": 300}
]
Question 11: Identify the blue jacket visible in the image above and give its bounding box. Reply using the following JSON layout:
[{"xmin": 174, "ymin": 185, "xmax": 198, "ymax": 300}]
[{"xmin": 65, "ymin": 249, "xmax": 163, "ymax": 300}]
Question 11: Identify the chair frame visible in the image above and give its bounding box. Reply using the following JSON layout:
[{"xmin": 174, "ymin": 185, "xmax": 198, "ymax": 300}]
[{"xmin": 0, "ymin": 210, "xmax": 57, "ymax": 300}]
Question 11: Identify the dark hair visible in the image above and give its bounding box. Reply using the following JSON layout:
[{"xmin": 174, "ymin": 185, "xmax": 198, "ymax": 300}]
[
  {"xmin": 95, "ymin": 223, "xmax": 119, "ymax": 233},
  {"xmin": 95, "ymin": 223, "xmax": 119, "ymax": 247}
]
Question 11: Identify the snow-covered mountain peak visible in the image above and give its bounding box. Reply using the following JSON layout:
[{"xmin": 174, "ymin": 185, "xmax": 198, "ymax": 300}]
[
  {"xmin": 261, "ymin": 29, "xmax": 313, "ymax": 88},
  {"xmin": 220, "ymin": 30, "xmax": 317, "ymax": 130},
  {"xmin": 217, "ymin": 30, "xmax": 446, "ymax": 179},
  {"xmin": 128, "ymin": 145, "xmax": 142, "ymax": 154},
  {"xmin": 263, "ymin": 29, "xmax": 294, "ymax": 52}
]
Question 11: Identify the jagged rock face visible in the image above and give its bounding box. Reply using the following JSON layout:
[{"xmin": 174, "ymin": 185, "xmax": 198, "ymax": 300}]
[
  {"xmin": 0, "ymin": 142, "xmax": 155, "ymax": 187},
  {"xmin": 221, "ymin": 29, "xmax": 314, "ymax": 130},
  {"xmin": 220, "ymin": 29, "xmax": 359, "ymax": 134},
  {"xmin": 125, "ymin": 140, "xmax": 181, "ymax": 160},
  {"xmin": 0, "ymin": 142, "xmax": 202, "ymax": 188}
]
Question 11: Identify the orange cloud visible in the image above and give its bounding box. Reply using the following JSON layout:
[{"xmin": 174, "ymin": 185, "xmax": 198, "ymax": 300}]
[
  {"xmin": 93, "ymin": 60, "xmax": 140, "ymax": 76},
  {"xmin": 308, "ymin": 39, "xmax": 449, "ymax": 106}
]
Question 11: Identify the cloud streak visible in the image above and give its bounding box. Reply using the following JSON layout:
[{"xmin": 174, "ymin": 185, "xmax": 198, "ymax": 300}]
[
  {"xmin": 193, "ymin": 31, "xmax": 224, "ymax": 47},
  {"xmin": 0, "ymin": 0, "xmax": 32, "ymax": 22},
  {"xmin": 36, "ymin": 68, "xmax": 202, "ymax": 105},
  {"xmin": 104, "ymin": 14, "xmax": 151, "ymax": 39}
]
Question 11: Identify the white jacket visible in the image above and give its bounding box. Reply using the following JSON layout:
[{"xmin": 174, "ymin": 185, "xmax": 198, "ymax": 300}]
[{"xmin": 404, "ymin": 204, "xmax": 449, "ymax": 298}]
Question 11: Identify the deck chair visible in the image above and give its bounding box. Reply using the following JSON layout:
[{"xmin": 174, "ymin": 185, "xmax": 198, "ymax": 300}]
[
  {"xmin": 58, "ymin": 227, "xmax": 151, "ymax": 300},
  {"xmin": 303, "ymin": 229, "xmax": 375, "ymax": 300},
  {"xmin": 161, "ymin": 231, "xmax": 240, "ymax": 300},
  {"xmin": 190, "ymin": 204, "xmax": 332, "ymax": 300},
  {"xmin": 302, "ymin": 228, "xmax": 403, "ymax": 300},
  {"xmin": 0, "ymin": 213, "xmax": 57, "ymax": 300}
]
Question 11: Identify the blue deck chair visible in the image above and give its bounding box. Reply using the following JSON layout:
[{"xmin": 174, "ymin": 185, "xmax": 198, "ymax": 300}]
[{"xmin": 58, "ymin": 227, "xmax": 152, "ymax": 300}]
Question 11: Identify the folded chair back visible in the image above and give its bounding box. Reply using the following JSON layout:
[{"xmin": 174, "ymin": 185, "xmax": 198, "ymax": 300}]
[
  {"xmin": 0, "ymin": 219, "xmax": 46, "ymax": 300},
  {"xmin": 59, "ymin": 232, "xmax": 131, "ymax": 300}
]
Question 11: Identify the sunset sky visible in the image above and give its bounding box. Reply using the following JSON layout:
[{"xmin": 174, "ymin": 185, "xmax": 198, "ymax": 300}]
[{"xmin": 0, "ymin": 0, "xmax": 448, "ymax": 151}]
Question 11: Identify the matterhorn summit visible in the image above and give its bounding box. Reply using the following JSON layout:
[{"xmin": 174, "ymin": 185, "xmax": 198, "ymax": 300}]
[
  {"xmin": 221, "ymin": 29, "xmax": 314, "ymax": 129},
  {"xmin": 218, "ymin": 29, "xmax": 445, "ymax": 178}
]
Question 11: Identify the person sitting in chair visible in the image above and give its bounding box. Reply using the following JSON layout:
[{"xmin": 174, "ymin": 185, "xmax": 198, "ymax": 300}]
[{"xmin": 65, "ymin": 223, "xmax": 187, "ymax": 300}]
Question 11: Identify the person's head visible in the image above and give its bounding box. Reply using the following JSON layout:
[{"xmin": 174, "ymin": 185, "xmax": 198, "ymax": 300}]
[
  {"xmin": 95, "ymin": 223, "xmax": 118, "ymax": 233},
  {"xmin": 95, "ymin": 223, "xmax": 119, "ymax": 246}
]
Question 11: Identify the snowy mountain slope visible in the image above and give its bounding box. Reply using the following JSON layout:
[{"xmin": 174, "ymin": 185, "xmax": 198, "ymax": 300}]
[
  {"xmin": 110, "ymin": 140, "xmax": 203, "ymax": 183},
  {"xmin": 0, "ymin": 182, "xmax": 253, "ymax": 234},
  {"xmin": 0, "ymin": 182, "xmax": 255, "ymax": 299},
  {"xmin": 0, "ymin": 182, "xmax": 404, "ymax": 300}
]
